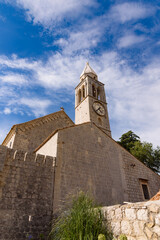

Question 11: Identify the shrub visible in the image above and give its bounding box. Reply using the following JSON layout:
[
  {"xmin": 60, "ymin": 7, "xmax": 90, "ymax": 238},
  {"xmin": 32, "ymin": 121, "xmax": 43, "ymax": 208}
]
[
  {"xmin": 119, "ymin": 234, "xmax": 127, "ymax": 240},
  {"xmin": 49, "ymin": 192, "xmax": 112, "ymax": 240},
  {"xmin": 98, "ymin": 234, "xmax": 106, "ymax": 240}
]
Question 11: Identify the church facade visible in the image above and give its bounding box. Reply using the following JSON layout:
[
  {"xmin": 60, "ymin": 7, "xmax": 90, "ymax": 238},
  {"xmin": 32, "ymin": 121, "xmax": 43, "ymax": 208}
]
[{"xmin": 0, "ymin": 63, "xmax": 160, "ymax": 239}]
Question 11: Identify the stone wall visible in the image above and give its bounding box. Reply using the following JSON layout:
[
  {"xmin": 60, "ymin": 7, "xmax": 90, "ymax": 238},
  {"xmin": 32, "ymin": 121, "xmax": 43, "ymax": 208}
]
[
  {"xmin": 13, "ymin": 111, "xmax": 73, "ymax": 152},
  {"xmin": 0, "ymin": 145, "xmax": 55, "ymax": 240},
  {"xmin": 3, "ymin": 111, "xmax": 74, "ymax": 152},
  {"xmin": 52, "ymin": 123, "xmax": 160, "ymax": 212},
  {"xmin": 102, "ymin": 200, "xmax": 160, "ymax": 240},
  {"xmin": 120, "ymin": 149, "xmax": 160, "ymax": 203}
]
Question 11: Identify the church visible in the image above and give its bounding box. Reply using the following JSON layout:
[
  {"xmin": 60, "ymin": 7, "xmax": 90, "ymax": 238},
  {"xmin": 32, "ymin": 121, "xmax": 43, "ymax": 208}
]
[{"xmin": 0, "ymin": 63, "xmax": 160, "ymax": 239}]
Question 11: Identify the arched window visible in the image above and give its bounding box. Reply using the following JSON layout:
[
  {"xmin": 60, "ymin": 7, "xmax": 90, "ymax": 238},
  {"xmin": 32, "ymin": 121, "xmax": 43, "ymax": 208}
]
[
  {"xmin": 82, "ymin": 85, "xmax": 85, "ymax": 98},
  {"xmin": 98, "ymin": 118, "xmax": 102, "ymax": 126},
  {"xmin": 79, "ymin": 89, "xmax": 82, "ymax": 103},
  {"xmin": 97, "ymin": 87, "xmax": 100, "ymax": 100},
  {"xmin": 92, "ymin": 85, "xmax": 96, "ymax": 98}
]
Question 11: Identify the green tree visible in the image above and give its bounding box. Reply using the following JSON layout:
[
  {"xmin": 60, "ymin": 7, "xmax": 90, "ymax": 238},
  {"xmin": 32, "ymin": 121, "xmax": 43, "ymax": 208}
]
[
  {"xmin": 130, "ymin": 141, "xmax": 159, "ymax": 173},
  {"xmin": 49, "ymin": 192, "xmax": 112, "ymax": 240},
  {"xmin": 117, "ymin": 130, "xmax": 140, "ymax": 151},
  {"xmin": 118, "ymin": 131, "xmax": 160, "ymax": 173}
]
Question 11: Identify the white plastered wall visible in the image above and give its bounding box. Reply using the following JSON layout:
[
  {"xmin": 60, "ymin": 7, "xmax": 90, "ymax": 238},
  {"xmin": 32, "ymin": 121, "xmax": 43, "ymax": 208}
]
[
  {"xmin": 6, "ymin": 133, "xmax": 16, "ymax": 148},
  {"xmin": 36, "ymin": 132, "xmax": 58, "ymax": 157}
]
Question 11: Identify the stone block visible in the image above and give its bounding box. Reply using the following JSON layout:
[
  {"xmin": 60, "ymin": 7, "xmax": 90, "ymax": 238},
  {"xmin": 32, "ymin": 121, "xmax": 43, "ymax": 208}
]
[
  {"xmin": 125, "ymin": 208, "xmax": 136, "ymax": 220},
  {"xmin": 153, "ymin": 226, "xmax": 160, "ymax": 236},
  {"xmin": 137, "ymin": 209, "xmax": 149, "ymax": 221},
  {"xmin": 25, "ymin": 152, "xmax": 36, "ymax": 162},
  {"xmin": 155, "ymin": 213, "xmax": 160, "ymax": 226},
  {"xmin": 121, "ymin": 220, "xmax": 133, "ymax": 235},
  {"xmin": 110, "ymin": 221, "xmax": 121, "ymax": 236},
  {"xmin": 147, "ymin": 203, "xmax": 160, "ymax": 213},
  {"xmin": 115, "ymin": 207, "xmax": 122, "ymax": 220},
  {"xmin": 127, "ymin": 237, "xmax": 136, "ymax": 240},
  {"xmin": 147, "ymin": 221, "xmax": 155, "ymax": 228},
  {"xmin": 36, "ymin": 154, "xmax": 45, "ymax": 165},
  {"xmin": 133, "ymin": 220, "xmax": 145, "ymax": 237},
  {"xmin": 137, "ymin": 236, "xmax": 147, "ymax": 240},
  {"xmin": 145, "ymin": 226, "xmax": 153, "ymax": 239}
]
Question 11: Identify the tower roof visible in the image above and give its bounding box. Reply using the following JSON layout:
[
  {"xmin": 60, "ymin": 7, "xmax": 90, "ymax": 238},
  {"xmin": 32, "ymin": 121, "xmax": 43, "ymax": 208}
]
[{"xmin": 80, "ymin": 62, "xmax": 98, "ymax": 81}]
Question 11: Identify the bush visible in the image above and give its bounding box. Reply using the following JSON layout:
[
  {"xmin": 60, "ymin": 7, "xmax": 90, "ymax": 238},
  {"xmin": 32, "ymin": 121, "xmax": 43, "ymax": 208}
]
[
  {"xmin": 49, "ymin": 192, "xmax": 112, "ymax": 240},
  {"xmin": 119, "ymin": 234, "xmax": 127, "ymax": 240},
  {"xmin": 98, "ymin": 234, "xmax": 106, "ymax": 240}
]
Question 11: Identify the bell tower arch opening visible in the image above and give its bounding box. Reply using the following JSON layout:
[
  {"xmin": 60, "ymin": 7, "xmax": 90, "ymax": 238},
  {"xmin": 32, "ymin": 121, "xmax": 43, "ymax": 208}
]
[
  {"xmin": 78, "ymin": 89, "xmax": 82, "ymax": 103},
  {"xmin": 92, "ymin": 85, "xmax": 96, "ymax": 98},
  {"xmin": 97, "ymin": 87, "xmax": 100, "ymax": 100},
  {"xmin": 82, "ymin": 85, "xmax": 85, "ymax": 98}
]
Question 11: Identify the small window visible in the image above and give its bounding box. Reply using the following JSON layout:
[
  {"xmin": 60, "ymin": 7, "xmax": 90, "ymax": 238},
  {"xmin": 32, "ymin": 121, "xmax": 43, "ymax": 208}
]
[
  {"xmin": 92, "ymin": 85, "xmax": 96, "ymax": 98},
  {"xmin": 78, "ymin": 89, "xmax": 82, "ymax": 103},
  {"xmin": 9, "ymin": 142, "xmax": 12, "ymax": 148},
  {"xmin": 98, "ymin": 118, "xmax": 102, "ymax": 126},
  {"xmin": 142, "ymin": 184, "xmax": 150, "ymax": 200},
  {"xmin": 97, "ymin": 87, "xmax": 100, "ymax": 100},
  {"xmin": 139, "ymin": 179, "xmax": 150, "ymax": 200},
  {"xmin": 82, "ymin": 86, "xmax": 85, "ymax": 98}
]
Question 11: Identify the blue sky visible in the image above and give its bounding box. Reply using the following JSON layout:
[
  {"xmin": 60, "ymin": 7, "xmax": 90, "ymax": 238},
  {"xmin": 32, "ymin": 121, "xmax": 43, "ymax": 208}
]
[{"xmin": 0, "ymin": 0, "xmax": 160, "ymax": 146}]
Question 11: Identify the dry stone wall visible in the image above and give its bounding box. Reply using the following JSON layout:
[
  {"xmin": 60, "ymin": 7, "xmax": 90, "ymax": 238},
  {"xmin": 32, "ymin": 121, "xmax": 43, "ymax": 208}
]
[
  {"xmin": 102, "ymin": 200, "xmax": 160, "ymax": 240},
  {"xmin": 0, "ymin": 145, "xmax": 55, "ymax": 240}
]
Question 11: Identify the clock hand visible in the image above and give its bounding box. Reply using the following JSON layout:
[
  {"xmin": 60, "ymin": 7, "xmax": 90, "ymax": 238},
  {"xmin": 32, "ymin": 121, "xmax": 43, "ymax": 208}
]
[{"xmin": 95, "ymin": 107, "xmax": 100, "ymax": 112}]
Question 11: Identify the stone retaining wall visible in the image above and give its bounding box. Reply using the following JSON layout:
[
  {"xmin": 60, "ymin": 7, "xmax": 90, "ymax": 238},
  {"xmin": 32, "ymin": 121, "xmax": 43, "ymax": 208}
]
[{"xmin": 102, "ymin": 200, "xmax": 160, "ymax": 240}]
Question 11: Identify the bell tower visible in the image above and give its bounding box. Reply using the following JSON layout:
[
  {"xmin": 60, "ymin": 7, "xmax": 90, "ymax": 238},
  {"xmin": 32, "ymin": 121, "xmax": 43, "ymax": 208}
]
[{"xmin": 75, "ymin": 62, "xmax": 111, "ymax": 137}]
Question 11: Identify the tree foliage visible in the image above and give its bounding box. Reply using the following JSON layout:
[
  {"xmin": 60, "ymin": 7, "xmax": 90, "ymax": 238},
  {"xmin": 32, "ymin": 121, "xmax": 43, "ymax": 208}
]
[
  {"xmin": 118, "ymin": 131, "xmax": 160, "ymax": 173},
  {"xmin": 49, "ymin": 192, "xmax": 112, "ymax": 240},
  {"xmin": 117, "ymin": 131, "xmax": 140, "ymax": 151}
]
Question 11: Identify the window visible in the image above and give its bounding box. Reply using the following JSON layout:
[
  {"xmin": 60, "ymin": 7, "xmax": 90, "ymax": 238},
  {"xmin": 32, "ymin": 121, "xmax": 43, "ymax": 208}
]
[
  {"xmin": 142, "ymin": 184, "xmax": 150, "ymax": 200},
  {"xmin": 139, "ymin": 179, "xmax": 150, "ymax": 200},
  {"xmin": 9, "ymin": 141, "xmax": 12, "ymax": 148},
  {"xmin": 82, "ymin": 86, "xmax": 85, "ymax": 98},
  {"xmin": 97, "ymin": 87, "xmax": 100, "ymax": 100},
  {"xmin": 78, "ymin": 89, "xmax": 82, "ymax": 103},
  {"xmin": 92, "ymin": 85, "xmax": 96, "ymax": 98},
  {"xmin": 98, "ymin": 118, "xmax": 102, "ymax": 126}
]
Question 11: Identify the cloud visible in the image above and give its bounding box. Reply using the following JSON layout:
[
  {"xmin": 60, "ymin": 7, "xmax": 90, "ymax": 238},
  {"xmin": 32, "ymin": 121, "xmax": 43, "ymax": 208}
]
[
  {"xmin": 19, "ymin": 97, "xmax": 52, "ymax": 117},
  {"xmin": 117, "ymin": 33, "xmax": 145, "ymax": 48},
  {"xmin": 110, "ymin": 2, "xmax": 154, "ymax": 23},
  {"xmin": 5, "ymin": 0, "xmax": 95, "ymax": 26},
  {"xmin": 98, "ymin": 53, "xmax": 160, "ymax": 147},
  {"xmin": 0, "ymin": 51, "xmax": 160, "ymax": 146},
  {"xmin": 55, "ymin": 17, "xmax": 104, "ymax": 54},
  {"xmin": 0, "ymin": 73, "xmax": 27, "ymax": 85},
  {"xmin": 0, "ymin": 53, "xmax": 85, "ymax": 89},
  {"xmin": 4, "ymin": 107, "xmax": 11, "ymax": 114}
]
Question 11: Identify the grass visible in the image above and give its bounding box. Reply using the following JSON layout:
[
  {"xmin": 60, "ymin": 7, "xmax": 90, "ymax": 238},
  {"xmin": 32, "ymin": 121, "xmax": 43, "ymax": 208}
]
[{"xmin": 49, "ymin": 192, "xmax": 113, "ymax": 240}]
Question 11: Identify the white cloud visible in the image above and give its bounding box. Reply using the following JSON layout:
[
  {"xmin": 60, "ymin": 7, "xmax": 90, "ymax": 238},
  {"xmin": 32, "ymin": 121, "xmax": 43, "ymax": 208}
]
[
  {"xmin": 0, "ymin": 73, "xmax": 27, "ymax": 85},
  {"xmin": 110, "ymin": 2, "xmax": 154, "ymax": 23},
  {"xmin": 3, "ymin": 107, "xmax": 11, "ymax": 114},
  {"xmin": 0, "ymin": 51, "xmax": 160, "ymax": 146},
  {"xmin": 20, "ymin": 98, "xmax": 52, "ymax": 117},
  {"xmin": 55, "ymin": 18, "xmax": 103, "ymax": 54},
  {"xmin": 6, "ymin": 0, "xmax": 95, "ymax": 26},
  {"xmin": 97, "ymin": 53, "xmax": 160, "ymax": 147},
  {"xmin": 117, "ymin": 34, "xmax": 145, "ymax": 48}
]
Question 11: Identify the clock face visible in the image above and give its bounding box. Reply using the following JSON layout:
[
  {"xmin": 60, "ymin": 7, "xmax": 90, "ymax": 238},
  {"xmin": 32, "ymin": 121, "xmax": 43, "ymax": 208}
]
[{"xmin": 93, "ymin": 102, "xmax": 105, "ymax": 116}]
